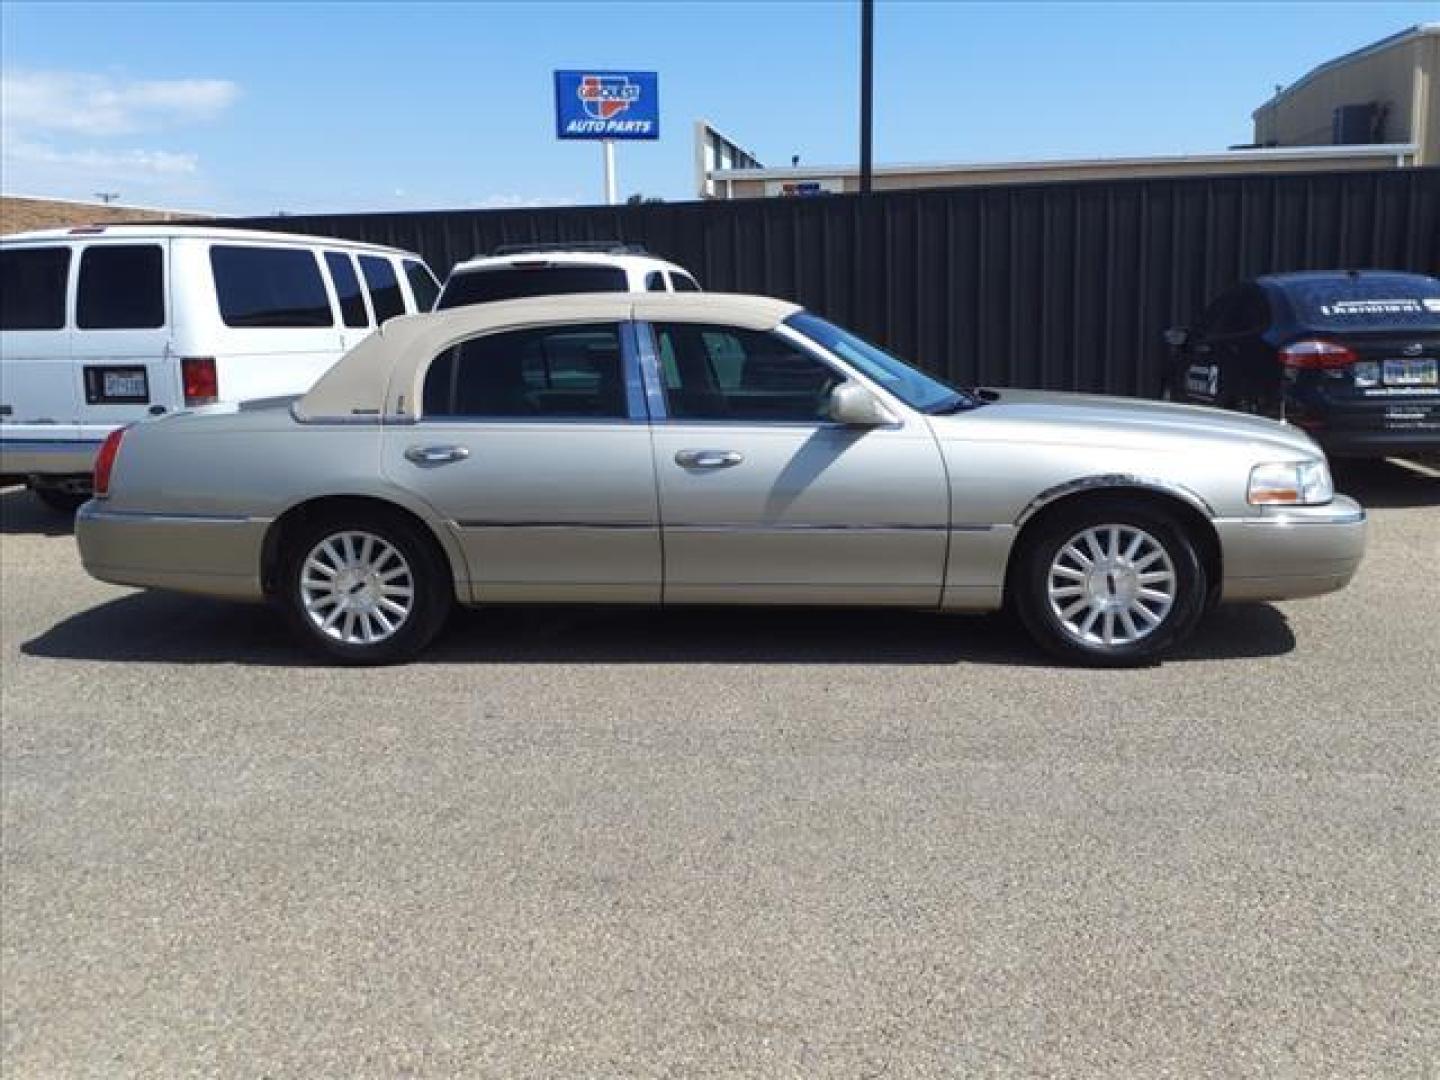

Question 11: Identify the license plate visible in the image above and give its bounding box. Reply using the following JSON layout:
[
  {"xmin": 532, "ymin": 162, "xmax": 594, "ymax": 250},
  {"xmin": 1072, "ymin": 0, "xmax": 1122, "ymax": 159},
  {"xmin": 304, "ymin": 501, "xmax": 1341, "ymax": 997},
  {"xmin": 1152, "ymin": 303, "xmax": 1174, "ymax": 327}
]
[
  {"xmin": 1382, "ymin": 357, "xmax": 1437, "ymax": 387},
  {"xmin": 84, "ymin": 366, "xmax": 149, "ymax": 404}
]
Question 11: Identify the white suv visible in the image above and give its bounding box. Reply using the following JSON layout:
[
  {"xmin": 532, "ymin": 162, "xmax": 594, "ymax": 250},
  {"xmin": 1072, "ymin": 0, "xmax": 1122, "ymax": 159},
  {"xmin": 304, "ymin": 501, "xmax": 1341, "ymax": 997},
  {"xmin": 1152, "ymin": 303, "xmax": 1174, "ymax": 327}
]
[{"xmin": 435, "ymin": 243, "xmax": 700, "ymax": 312}]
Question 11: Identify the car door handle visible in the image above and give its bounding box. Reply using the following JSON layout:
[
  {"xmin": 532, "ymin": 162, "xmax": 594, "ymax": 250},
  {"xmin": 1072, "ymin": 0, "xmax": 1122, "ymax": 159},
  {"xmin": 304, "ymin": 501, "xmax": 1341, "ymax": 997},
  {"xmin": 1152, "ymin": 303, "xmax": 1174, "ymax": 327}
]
[
  {"xmin": 675, "ymin": 449, "xmax": 743, "ymax": 469},
  {"xmin": 405, "ymin": 444, "xmax": 470, "ymax": 465}
]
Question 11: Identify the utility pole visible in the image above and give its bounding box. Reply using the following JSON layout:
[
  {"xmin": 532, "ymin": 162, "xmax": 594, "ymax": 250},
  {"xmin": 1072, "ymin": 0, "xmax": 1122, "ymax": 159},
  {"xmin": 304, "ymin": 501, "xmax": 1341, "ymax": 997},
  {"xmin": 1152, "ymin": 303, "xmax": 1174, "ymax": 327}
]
[
  {"xmin": 94, "ymin": 192, "xmax": 120, "ymax": 205},
  {"xmin": 859, "ymin": 0, "xmax": 874, "ymax": 194}
]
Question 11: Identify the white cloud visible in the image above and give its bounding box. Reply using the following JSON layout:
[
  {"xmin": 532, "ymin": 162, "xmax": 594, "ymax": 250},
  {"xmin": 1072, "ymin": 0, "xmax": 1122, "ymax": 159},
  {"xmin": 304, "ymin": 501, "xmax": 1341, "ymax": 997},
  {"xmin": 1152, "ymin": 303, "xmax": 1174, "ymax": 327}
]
[
  {"xmin": 1, "ymin": 70, "xmax": 240, "ymax": 138},
  {"xmin": 4, "ymin": 137, "xmax": 197, "ymax": 178}
]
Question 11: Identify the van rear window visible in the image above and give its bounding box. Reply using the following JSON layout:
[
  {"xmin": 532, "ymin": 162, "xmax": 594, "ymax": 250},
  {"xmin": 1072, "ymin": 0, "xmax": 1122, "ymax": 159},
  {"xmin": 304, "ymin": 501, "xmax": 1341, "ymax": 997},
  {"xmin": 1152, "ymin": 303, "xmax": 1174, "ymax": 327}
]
[
  {"xmin": 435, "ymin": 264, "xmax": 628, "ymax": 310},
  {"xmin": 1, "ymin": 247, "xmax": 70, "ymax": 330},
  {"xmin": 210, "ymin": 245, "xmax": 334, "ymax": 328},
  {"xmin": 1286, "ymin": 276, "xmax": 1440, "ymax": 331},
  {"xmin": 78, "ymin": 245, "xmax": 164, "ymax": 329}
]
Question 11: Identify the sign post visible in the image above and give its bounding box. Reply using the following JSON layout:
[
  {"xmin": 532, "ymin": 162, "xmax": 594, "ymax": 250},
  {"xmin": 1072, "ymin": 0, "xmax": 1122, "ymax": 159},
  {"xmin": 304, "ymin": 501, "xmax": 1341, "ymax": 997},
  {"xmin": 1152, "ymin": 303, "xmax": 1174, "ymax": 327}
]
[{"xmin": 554, "ymin": 70, "xmax": 659, "ymax": 205}]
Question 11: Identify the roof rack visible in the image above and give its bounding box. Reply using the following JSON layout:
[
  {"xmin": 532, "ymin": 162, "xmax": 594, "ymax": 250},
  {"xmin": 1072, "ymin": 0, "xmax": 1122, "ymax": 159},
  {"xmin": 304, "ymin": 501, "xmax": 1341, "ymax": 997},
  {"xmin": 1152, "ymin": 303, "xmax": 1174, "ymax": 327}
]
[{"xmin": 489, "ymin": 240, "xmax": 650, "ymax": 257}]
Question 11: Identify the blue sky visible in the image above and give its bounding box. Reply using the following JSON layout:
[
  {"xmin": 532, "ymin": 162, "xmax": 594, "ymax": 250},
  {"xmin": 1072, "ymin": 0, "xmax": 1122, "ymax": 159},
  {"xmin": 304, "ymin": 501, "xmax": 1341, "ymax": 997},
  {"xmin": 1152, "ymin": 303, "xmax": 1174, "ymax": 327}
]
[{"xmin": 2, "ymin": 1, "xmax": 1434, "ymax": 214}]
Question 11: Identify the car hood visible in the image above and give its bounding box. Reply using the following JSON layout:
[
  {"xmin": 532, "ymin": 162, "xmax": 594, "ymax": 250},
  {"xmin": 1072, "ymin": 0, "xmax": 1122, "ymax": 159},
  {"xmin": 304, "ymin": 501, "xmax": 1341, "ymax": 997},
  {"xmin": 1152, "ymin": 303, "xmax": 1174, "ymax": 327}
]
[{"xmin": 933, "ymin": 389, "xmax": 1322, "ymax": 458}]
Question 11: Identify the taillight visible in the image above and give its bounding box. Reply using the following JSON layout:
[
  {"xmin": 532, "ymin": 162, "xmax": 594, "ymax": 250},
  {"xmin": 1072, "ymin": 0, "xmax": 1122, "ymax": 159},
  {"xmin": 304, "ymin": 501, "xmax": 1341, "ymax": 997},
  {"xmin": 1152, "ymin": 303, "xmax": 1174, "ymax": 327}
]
[
  {"xmin": 1280, "ymin": 339, "xmax": 1356, "ymax": 370},
  {"xmin": 93, "ymin": 427, "xmax": 128, "ymax": 498},
  {"xmin": 182, "ymin": 356, "xmax": 218, "ymax": 405}
]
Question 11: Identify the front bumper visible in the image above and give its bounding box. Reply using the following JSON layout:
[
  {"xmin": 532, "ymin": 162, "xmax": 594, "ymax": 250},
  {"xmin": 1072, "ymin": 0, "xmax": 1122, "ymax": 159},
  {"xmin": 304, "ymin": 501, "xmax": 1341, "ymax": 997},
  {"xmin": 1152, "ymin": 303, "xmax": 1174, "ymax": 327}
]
[
  {"xmin": 0, "ymin": 437, "xmax": 101, "ymax": 477},
  {"xmin": 76, "ymin": 503, "xmax": 270, "ymax": 601},
  {"xmin": 1214, "ymin": 494, "xmax": 1366, "ymax": 603}
]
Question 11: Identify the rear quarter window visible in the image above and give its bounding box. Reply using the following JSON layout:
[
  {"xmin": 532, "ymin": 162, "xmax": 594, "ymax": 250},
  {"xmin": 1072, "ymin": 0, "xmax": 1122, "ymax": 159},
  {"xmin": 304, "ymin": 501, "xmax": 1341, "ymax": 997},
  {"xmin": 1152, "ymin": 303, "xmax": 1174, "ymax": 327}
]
[
  {"xmin": 1285, "ymin": 277, "xmax": 1440, "ymax": 332},
  {"xmin": 436, "ymin": 264, "xmax": 628, "ymax": 309},
  {"xmin": 403, "ymin": 259, "xmax": 440, "ymax": 312},
  {"xmin": 210, "ymin": 246, "xmax": 334, "ymax": 328},
  {"xmin": 359, "ymin": 255, "xmax": 405, "ymax": 323},
  {"xmin": 1, "ymin": 247, "xmax": 70, "ymax": 330}
]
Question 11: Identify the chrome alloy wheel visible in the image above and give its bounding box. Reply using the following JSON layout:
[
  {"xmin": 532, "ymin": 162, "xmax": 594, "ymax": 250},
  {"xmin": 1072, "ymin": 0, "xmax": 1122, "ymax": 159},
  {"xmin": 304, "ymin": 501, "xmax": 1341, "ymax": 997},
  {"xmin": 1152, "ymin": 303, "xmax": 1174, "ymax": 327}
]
[
  {"xmin": 299, "ymin": 531, "xmax": 415, "ymax": 645},
  {"xmin": 1046, "ymin": 524, "xmax": 1177, "ymax": 648}
]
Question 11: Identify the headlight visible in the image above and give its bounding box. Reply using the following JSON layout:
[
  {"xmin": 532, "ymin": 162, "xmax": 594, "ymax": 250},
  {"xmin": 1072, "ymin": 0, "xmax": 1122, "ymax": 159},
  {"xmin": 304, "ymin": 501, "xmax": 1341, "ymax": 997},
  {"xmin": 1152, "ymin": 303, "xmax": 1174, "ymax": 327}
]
[{"xmin": 1248, "ymin": 460, "xmax": 1334, "ymax": 506}]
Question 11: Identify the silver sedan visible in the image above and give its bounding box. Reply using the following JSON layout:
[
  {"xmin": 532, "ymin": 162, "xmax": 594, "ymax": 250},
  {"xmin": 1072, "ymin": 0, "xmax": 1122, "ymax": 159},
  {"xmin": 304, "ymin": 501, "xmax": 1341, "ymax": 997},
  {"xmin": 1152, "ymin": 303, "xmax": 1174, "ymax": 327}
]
[{"xmin": 76, "ymin": 292, "xmax": 1366, "ymax": 665}]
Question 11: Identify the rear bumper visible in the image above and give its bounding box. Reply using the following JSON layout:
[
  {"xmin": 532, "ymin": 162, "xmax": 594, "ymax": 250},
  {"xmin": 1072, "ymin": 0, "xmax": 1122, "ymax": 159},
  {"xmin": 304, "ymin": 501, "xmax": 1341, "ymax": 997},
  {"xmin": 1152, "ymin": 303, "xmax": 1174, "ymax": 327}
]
[
  {"xmin": 1214, "ymin": 495, "xmax": 1366, "ymax": 603},
  {"xmin": 76, "ymin": 504, "xmax": 270, "ymax": 601},
  {"xmin": 0, "ymin": 438, "xmax": 101, "ymax": 477}
]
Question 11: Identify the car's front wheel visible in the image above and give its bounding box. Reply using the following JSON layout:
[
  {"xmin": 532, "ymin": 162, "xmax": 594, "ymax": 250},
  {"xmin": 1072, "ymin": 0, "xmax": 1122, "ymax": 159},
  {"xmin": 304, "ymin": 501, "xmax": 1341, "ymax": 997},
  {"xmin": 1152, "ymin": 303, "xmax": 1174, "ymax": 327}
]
[
  {"xmin": 279, "ymin": 512, "xmax": 451, "ymax": 665},
  {"xmin": 1012, "ymin": 499, "xmax": 1207, "ymax": 666}
]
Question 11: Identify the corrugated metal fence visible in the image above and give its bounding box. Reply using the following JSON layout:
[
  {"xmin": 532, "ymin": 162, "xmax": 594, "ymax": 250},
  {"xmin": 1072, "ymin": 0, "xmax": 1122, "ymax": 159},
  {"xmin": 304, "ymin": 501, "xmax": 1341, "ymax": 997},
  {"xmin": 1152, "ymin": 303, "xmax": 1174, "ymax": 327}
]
[{"xmin": 231, "ymin": 167, "xmax": 1440, "ymax": 397}]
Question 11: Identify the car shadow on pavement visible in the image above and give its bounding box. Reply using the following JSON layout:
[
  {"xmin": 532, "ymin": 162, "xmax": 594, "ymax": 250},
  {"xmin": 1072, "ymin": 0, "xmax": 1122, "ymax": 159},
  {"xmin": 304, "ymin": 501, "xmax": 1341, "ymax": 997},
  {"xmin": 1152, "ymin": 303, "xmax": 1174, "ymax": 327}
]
[
  {"xmin": 0, "ymin": 486, "xmax": 75, "ymax": 537},
  {"xmin": 22, "ymin": 592, "xmax": 1296, "ymax": 668},
  {"xmin": 1333, "ymin": 457, "xmax": 1439, "ymax": 510}
]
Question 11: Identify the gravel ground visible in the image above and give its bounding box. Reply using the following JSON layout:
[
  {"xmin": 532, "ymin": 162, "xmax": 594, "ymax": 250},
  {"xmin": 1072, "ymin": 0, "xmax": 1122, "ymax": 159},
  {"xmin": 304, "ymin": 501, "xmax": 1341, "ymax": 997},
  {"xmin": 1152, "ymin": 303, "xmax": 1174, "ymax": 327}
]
[{"xmin": 2, "ymin": 459, "xmax": 1437, "ymax": 1078}]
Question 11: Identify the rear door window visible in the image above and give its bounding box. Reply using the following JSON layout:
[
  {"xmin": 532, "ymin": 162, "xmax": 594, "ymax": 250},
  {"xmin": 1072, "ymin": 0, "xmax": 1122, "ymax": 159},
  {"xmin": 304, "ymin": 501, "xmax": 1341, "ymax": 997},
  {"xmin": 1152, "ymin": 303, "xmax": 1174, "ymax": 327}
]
[
  {"xmin": 77, "ymin": 245, "xmax": 165, "ymax": 329},
  {"xmin": 645, "ymin": 271, "xmax": 667, "ymax": 292},
  {"xmin": 1286, "ymin": 276, "xmax": 1440, "ymax": 332},
  {"xmin": 324, "ymin": 251, "xmax": 370, "ymax": 328},
  {"xmin": 403, "ymin": 259, "xmax": 440, "ymax": 312},
  {"xmin": 423, "ymin": 323, "xmax": 628, "ymax": 419},
  {"xmin": 436, "ymin": 264, "xmax": 628, "ymax": 309},
  {"xmin": 210, "ymin": 246, "xmax": 334, "ymax": 328},
  {"xmin": 1, "ymin": 247, "xmax": 71, "ymax": 330},
  {"xmin": 359, "ymin": 255, "xmax": 405, "ymax": 323}
]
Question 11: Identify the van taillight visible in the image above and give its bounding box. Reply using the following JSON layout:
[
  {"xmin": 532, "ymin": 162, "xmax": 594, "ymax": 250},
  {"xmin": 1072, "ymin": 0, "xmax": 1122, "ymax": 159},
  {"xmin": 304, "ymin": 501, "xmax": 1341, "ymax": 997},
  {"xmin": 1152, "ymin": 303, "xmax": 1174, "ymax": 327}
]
[
  {"xmin": 1280, "ymin": 340, "xmax": 1356, "ymax": 370},
  {"xmin": 93, "ymin": 427, "xmax": 128, "ymax": 498},
  {"xmin": 182, "ymin": 357, "xmax": 218, "ymax": 405}
]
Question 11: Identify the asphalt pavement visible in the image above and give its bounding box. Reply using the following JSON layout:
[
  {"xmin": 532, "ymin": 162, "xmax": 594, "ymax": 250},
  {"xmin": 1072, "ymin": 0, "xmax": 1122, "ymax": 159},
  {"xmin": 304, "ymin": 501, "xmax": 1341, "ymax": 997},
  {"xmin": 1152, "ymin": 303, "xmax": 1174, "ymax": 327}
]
[{"xmin": 2, "ymin": 458, "xmax": 1437, "ymax": 1078}]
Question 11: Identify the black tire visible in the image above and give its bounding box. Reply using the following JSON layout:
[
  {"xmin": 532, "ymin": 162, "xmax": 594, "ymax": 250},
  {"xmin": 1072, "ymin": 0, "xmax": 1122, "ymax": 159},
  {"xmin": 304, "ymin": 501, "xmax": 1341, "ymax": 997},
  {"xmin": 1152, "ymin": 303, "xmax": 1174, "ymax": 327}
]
[
  {"xmin": 32, "ymin": 486, "xmax": 89, "ymax": 514},
  {"xmin": 277, "ymin": 510, "xmax": 452, "ymax": 665},
  {"xmin": 1011, "ymin": 498, "xmax": 1207, "ymax": 667}
]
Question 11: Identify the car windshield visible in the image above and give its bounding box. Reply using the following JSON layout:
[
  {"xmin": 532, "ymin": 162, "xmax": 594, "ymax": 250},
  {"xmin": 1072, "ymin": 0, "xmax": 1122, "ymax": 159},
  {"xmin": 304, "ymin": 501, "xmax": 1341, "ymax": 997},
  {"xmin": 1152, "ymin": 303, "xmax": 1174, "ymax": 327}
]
[
  {"xmin": 1284, "ymin": 275, "xmax": 1440, "ymax": 332},
  {"xmin": 785, "ymin": 311, "xmax": 977, "ymax": 413}
]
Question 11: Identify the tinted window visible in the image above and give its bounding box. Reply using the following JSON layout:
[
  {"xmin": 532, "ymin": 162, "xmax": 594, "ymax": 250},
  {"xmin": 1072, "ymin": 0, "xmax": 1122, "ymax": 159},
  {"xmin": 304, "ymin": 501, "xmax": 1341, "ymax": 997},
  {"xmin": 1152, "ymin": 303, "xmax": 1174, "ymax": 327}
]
[
  {"xmin": 1285, "ymin": 275, "xmax": 1440, "ymax": 331},
  {"xmin": 1, "ymin": 247, "xmax": 70, "ymax": 330},
  {"xmin": 325, "ymin": 252, "xmax": 369, "ymax": 328},
  {"xmin": 404, "ymin": 259, "xmax": 440, "ymax": 312},
  {"xmin": 76, "ymin": 245, "xmax": 164, "ymax": 330},
  {"xmin": 359, "ymin": 255, "xmax": 405, "ymax": 323},
  {"xmin": 645, "ymin": 271, "xmax": 667, "ymax": 292},
  {"xmin": 210, "ymin": 246, "xmax": 333, "ymax": 328},
  {"xmin": 436, "ymin": 265, "xmax": 628, "ymax": 309},
  {"xmin": 423, "ymin": 323, "xmax": 627, "ymax": 419},
  {"xmin": 672, "ymin": 273, "xmax": 701, "ymax": 292},
  {"xmin": 654, "ymin": 323, "xmax": 841, "ymax": 422}
]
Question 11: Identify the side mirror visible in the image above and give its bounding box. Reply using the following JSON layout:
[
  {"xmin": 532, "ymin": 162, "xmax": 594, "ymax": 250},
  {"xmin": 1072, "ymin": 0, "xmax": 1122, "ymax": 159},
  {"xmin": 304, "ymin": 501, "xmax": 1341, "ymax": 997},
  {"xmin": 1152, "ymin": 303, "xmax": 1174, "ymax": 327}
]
[
  {"xmin": 1163, "ymin": 326, "xmax": 1190, "ymax": 348},
  {"xmin": 827, "ymin": 382, "xmax": 898, "ymax": 427}
]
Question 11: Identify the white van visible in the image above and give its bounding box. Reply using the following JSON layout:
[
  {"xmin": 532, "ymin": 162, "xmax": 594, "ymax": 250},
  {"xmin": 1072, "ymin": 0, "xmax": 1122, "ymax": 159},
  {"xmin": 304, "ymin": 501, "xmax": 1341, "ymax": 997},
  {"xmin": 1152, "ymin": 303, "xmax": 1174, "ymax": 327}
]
[{"xmin": 0, "ymin": 225, "xmax": 440, "ymax": 511}]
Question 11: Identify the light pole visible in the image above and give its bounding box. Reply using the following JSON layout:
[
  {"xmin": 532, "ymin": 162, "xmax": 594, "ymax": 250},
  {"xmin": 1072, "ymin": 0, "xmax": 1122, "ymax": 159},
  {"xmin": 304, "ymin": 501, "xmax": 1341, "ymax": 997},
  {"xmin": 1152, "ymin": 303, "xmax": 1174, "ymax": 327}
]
[{"xmin": 859, "ymin": 0, "xmax": 874, "ymax": 194}]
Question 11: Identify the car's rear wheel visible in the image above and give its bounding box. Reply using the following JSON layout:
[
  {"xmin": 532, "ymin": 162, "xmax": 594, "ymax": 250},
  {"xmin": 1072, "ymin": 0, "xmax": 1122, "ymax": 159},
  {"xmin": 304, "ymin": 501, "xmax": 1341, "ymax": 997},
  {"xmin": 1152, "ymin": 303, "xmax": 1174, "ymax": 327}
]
[
  {"xmin": 279, "ymin": 513, "xmax": 451, "ymax": 664},
  {"xmin": 1012, "ymin": 499, "xmax": 1207, "ymax": 666}
]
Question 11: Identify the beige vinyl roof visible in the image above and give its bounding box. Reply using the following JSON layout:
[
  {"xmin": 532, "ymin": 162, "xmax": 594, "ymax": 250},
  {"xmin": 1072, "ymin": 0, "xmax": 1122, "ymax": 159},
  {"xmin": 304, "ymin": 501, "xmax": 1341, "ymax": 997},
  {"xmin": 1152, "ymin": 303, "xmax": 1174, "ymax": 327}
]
[{"xmin": 295, "ymin": 292, "xmax": 803, "ymax": 421}]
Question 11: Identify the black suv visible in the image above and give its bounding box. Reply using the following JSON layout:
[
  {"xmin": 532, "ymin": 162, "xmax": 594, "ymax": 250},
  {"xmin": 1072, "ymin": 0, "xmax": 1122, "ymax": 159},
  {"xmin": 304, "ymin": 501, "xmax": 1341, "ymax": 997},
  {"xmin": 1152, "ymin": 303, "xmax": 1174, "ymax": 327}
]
[{"xmin": 1164, "ymin": 271, "xmax": 1440, "ymax": 458}]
